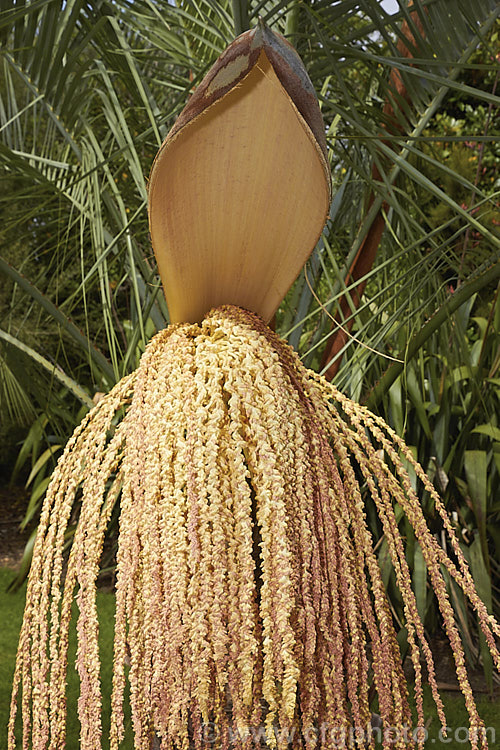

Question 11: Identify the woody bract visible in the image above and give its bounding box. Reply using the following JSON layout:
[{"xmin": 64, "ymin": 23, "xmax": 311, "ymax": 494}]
[{"xmin": 9, "ymin": 20, "xmax": 500, "ymax": 750}]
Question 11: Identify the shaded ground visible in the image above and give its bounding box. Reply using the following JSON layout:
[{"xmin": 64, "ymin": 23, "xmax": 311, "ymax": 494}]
[
  {"xmin": 1, "ymin": 485, "xmax": 498, "ymax": 699},
  {"xmin": 409, "ymin": 633, "xmax": 497, "ymax": 696},
  {"xmin": 0, "ymin": 485, "xmax": 32, "ymax": 570}
]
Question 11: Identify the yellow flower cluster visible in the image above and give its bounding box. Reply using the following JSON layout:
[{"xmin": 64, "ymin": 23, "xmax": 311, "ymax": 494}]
[{"xmin": 9, "ymin": 306, "xmax": 500, "ymax": 749}]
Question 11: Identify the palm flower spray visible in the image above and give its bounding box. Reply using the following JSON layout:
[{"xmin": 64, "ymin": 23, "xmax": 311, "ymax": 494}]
[{"xmin": 9, "ymin": 21, "xmax": 500, "ymax": 750}]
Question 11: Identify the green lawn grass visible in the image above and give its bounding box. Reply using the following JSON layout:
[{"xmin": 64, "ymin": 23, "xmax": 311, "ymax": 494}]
[
  {"xmin": 1, "ymin": 568, "xmax": 133, "ymax": 748},
  {"xmin": 1, "ymin": 567, "xmax": 499, "ymax": 748},
  {"xmin": 385, "ymin": 685, "xmax": 499, "ymax": 749}
]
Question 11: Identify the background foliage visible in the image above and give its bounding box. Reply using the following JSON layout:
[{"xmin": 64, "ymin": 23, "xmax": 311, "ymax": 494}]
[{"xmin": 1, "ymin": 0, "xmax": 499, "ymax": 683}]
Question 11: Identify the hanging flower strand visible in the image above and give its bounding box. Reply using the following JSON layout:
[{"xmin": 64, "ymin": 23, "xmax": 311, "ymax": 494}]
[{"xmin": 9, "ymin": 20, "xmax": 499, "ymax": 750}]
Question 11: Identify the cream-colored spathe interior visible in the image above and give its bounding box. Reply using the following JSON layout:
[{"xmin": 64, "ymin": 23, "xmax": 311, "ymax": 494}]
[{"xmin": 148, "ymin": 52, "xmax": 330, "ymax": 324}]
